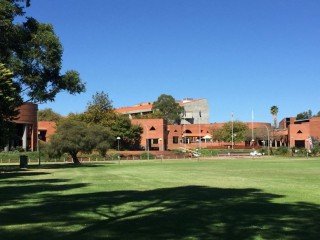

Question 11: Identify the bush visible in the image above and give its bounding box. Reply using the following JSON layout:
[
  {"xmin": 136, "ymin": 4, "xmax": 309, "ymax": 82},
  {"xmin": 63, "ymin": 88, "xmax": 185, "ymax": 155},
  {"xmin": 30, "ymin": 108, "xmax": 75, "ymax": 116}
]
[
  {"xmin": 273, "ymin": 146, "xmax": 289, "ymax": 156},
  {"xmin": 258, "ymin": 148, "xmax": 267, "ymax": 155},
  {"xmin": 311, "ymin": 145, "xmax": 320, "ymax": 156},
  {"xmin": 295, "ymin": 148, "xmax": 308, "ymax": 157},
  {"xmin": 140, "ymin": 152, "xmax": 155, "ymax": 160},
  {"xmin": 107, "ymin": 153, "xmax": 121, "ymax": 160}
]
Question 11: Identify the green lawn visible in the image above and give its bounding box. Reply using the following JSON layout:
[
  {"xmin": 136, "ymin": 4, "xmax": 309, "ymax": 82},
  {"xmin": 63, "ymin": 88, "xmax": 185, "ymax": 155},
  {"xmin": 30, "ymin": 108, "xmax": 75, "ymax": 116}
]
[{"xmin": 1, "ymin": 157, "xmax": 320, "ymax": 239}]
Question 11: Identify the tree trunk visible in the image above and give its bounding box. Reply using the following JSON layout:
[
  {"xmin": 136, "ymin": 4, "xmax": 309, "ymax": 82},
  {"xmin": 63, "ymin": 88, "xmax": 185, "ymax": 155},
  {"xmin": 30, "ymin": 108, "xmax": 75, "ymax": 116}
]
[{"xmin": 70, "ymin": 152, "xmax": 81, "ymax": 164}]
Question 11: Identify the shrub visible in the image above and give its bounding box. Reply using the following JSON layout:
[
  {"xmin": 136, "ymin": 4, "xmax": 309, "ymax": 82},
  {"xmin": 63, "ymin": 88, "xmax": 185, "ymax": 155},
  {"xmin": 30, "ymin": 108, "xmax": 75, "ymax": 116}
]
[
  {"xmin": 273, "ymin": 146, "xmax": 289, "ymax": 156},
  {"xmin": 311, "ymin": 145, "xmax": 320, "ymax": 156},
  {"xmin": 140, "ymin": 152, "xmax": 155, "ymax": 160}
]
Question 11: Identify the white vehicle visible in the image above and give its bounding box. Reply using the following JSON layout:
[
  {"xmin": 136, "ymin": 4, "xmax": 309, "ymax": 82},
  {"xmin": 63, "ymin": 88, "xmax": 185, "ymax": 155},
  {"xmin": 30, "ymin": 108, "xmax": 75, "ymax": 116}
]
[{"xmin": 250, "ymin": 151, "xmax": 262, "ymax": 156}]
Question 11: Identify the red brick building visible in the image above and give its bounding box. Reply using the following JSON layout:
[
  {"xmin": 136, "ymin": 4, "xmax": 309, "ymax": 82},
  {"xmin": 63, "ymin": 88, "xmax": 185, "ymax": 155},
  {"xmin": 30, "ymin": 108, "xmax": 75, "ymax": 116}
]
[
  {"xmin": 131, "ymin": 119, "xmax": 272, "ymax": 150},
  {"xmin": 4, "ymin": 103, "xmax": 38, "ymax": 151},
  {"xmin": 38, "ymin": 121, "xmax": 57, "ymax": 142},
  {"xmin": 279, "ymin": 117, "xmax": 320, "ymax": 148}
]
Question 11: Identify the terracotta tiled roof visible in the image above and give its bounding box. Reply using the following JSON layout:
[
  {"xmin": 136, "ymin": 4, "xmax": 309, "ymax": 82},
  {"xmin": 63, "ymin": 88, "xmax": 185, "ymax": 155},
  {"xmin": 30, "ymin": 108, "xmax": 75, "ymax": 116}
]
[{"xmin": 115, "ymin": 103, "xmax": 153, "ymax": 114}]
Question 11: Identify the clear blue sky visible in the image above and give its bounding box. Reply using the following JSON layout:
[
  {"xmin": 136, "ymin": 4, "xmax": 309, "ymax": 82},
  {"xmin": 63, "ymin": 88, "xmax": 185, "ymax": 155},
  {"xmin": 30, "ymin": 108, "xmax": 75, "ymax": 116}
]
[{"xmin": 27, "ymin": 0, "xmax": 320, "ymax": 123}]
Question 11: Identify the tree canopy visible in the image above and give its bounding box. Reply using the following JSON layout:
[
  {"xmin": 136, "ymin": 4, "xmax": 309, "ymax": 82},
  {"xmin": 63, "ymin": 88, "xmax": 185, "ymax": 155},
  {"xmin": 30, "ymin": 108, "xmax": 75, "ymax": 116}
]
[
  {"xmin": 152, "ymin": 94, "xmax": 184, "ymax": 124},
  {"xmin": 74, "ymin": 92, "xmax": 142, "ymax": 150},
  {"xmin": 0, "ymin": 0, "xmax": 85, "ymax": 103},
  {"xmin": 38, "ymin": 108, "xmax": 62, "ymax": 122},
  {"xmin": 0, "ymin": 63, "xmax": 22, "ymax": 121},
  {"xmin": 48, "ymin": 119, "xmax": 113, "ymax": 164},
  {"xmin": 211, "ymin": 121, "xmax": 249, "ymax": 143},
  {"xmin": 296, "ymin": 110, "xmax": 312, "ymax": 120},
  {"xmin": 0, "ymin": 63, "xmax": 22, "ymax": 147}
]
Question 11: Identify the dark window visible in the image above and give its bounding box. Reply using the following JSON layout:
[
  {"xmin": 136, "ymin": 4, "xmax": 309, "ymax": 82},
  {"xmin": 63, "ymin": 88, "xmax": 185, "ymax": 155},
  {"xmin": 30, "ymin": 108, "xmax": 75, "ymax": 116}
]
[
  {"xmin": 295, "ymin": 140, "xmax": 305, "ymax": 148},
  {"xmin": 297, "ymin": 130, "xmax": 302, "ymax": 134},
  {"xmin": 150, "ymin": 126, "xmax": 156, "ymax": 131},
  {"xmin": 173, "ymin": 136, "xmax": 179, "ymax": 144},
  {"xmin": 153, "ymin": 139, "xmax": 158, "ymax": 144}
]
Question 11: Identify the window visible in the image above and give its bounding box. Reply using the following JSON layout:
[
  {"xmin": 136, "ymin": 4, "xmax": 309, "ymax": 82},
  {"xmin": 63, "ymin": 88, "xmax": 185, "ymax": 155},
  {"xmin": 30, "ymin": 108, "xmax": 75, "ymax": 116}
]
[
  {"xmin": 153, "ymin": 139, "xmax": 158, "ymax": 144},
  {"xmin": 297, "ymin": 130, "xmax": 302, "ymax": 134},
  {"xmin": 173, "ymin": 136, "xmax": 179, "ymax": 144},
  {"xmin": 150, "ymin": 126, "xmax": 156, "ymax": 131}
]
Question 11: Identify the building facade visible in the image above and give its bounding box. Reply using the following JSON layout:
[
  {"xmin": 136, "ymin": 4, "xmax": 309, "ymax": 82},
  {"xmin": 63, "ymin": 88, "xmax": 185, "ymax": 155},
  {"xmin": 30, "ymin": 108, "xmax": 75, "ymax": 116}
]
[
  {"xmin": 116, "ymin": 98, "xmax": 210, "ymax": 124},
  {"xmin": 38, "ymin": 121, "xmax": 57, "ymax": 142},
  {"xmin": 4, "ymin": 103, "xmax": 38, "ymax": 151},
  {"xmin": 278, "ymin": 117, "xmax": 320, "ymax": 148}
]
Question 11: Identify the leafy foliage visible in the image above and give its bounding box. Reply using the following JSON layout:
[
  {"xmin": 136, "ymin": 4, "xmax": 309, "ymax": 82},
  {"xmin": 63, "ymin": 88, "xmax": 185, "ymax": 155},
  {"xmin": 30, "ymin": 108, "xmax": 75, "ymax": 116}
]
[
  {"xmin": 74, "ymin": 92, "xmax": 142, "ymax": 150},
  {"xmin": 0, "ymin": 63, "xmax": 22, "ymax": 120},
  {"xmin": 0, "ymin": 63, "xmax": 22, "ymax": 148},
  {"xmin": 38, "ymin": 108, "xmax": 62, "ymax": 122},
  {"xmin": 0, "ymin": 1, "xmax": 85, "ymax": 103},
  {"xmin": 152, "ymin": 94, "xmax": 184, "ymax": 124},
  {"xmin": 296, "ymin": 110, "xmax": 312, "ymax": 120},
  {"xmin": 48, "ymin": 119, "xmax": 113, "ymax": 164},
  {"xmin": 211, "ymin": 121, "xmax": 249, "ymax": 143}
]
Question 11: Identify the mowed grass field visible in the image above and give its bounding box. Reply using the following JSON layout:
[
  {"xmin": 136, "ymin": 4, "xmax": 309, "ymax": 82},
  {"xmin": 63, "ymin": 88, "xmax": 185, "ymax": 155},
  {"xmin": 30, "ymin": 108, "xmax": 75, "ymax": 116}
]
[{"xmin": 1, "ymin": 157, "xmax": 320, "ymax": 240}]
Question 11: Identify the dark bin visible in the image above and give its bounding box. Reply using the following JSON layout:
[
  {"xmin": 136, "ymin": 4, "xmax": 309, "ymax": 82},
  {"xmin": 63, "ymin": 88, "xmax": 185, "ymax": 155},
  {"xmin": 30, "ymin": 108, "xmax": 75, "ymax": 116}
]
[{"xmin": 20, "ymin": 155, "xmax": 28, "ymax": 168}]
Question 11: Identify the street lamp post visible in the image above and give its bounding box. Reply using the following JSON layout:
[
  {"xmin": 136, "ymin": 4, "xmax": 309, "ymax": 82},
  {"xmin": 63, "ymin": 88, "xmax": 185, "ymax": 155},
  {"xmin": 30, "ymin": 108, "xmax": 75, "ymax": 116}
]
[{"xmin": 116, "ymin": 136, "xmax": 121, "ymax": 151}]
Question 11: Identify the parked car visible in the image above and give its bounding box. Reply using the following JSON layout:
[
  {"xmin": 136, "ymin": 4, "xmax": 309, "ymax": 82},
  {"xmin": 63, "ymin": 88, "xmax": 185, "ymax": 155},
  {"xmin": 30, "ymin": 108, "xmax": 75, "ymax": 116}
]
[{"xmin": 250, "ymin": 151, "xmax": 262, "ymax": 156}]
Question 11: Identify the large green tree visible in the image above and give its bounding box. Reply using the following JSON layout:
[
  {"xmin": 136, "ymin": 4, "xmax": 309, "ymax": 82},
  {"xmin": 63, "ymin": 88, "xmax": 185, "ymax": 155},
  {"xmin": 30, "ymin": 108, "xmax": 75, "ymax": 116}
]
[
  {"xmin": 0, "ymin": 0, "xmax": 85, "ymax": 103},
  {"xmin": 0, "ymin": 63, "xmax": 22, "ymax": 147},
  {"xmin": 0, "ymin": 63, "xmax": 22, "ymax": 120},
  {"xmin": 0, "ymin": 0, "xmax": 85, "ymax": 148},
  {"xmin": 152, "ymin": 94, "xmax": 184, "ymax": 124},
  {"xmin": 38, "ymin": 108, "xmax": 62, "ymax": 122},
  {"xmin": 211, "ymin": 121, "xmax": 249, "ymax": 143},
  {"xmin": 75, "ymin": 92, "xmax": 142, "ymax": 150},
  {"xmin": 48, "ymin": 119, "xmax": 113, "ymax": 164}
]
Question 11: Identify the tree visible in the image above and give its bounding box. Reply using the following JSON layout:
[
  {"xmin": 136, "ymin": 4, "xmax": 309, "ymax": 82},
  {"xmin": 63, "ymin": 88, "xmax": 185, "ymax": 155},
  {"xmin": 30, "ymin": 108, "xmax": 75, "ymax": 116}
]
[
  {"xmin": 111, "ymin": 114, "xmax": 142, "ymax": 150},
  {"xmin": 87, "ymin": 91, "xmax": 113, "ymax": 112},
  {"xmin": 0, "ymin": 1, "xmax": 85, "ymax": 103},
  {"xmin": 38, "ymin": 108, "xmax": 62, "ymax": 122},
  {"xmin": 211, "ymin": 121, "xmax": 249, "ymax": 143},
  {"xmin": 76, "ymin": 92, "xmax": 143, "ymax": 150},
  {"xmin": 0, "ymin": 63, "xmax": 22, "ymax": 120},
  {"xmin": 49, "ymin": 119, "xmax": 113, "ymax": 164},
  {"xmin": 0, "ymin": 63, "xmax": 22, "ymax": 148},
  {"xmin": 270, "ymin": 106, "xmax": 279, "ymax": 128},
  {"xmin": 152, "ymin": 94, "xmax": 184, "ymax": 124},
  {"xmin": 296, "ymin": 110, "xmax": 312, "ymax": 120}
]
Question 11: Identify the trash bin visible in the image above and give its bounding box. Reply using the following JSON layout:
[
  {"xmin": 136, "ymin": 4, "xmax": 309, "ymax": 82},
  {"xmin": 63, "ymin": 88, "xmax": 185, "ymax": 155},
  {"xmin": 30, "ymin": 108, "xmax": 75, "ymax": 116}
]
[{"xmin": 20, "ymin": 155, "xmax": 28, "ymax": 168}]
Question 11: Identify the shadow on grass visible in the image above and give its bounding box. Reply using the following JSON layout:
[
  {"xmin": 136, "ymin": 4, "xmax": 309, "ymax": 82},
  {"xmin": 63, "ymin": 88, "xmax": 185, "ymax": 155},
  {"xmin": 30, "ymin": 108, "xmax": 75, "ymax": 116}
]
[
  {"xmin": 0, "ymin": 163, "xmax": 105, "ymax": 180},
  {"xmin": 1, "ymin": 184, "xmax": 320, "ymax": 240}
]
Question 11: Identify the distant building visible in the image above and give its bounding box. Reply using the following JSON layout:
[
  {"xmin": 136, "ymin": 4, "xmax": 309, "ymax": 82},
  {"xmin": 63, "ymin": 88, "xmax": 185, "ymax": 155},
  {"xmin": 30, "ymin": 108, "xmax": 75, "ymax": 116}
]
[
  {"xmin": 4, "ymin": 103, "xmax": 38, "ymax": 151},
  {"xmin": 116, "ymin": 98, "xmax": 210, "ymax": 124},
  {"xmin": 279, "ymin": 116, "xmax": 320, "ymax": 148},
  {"xmin": 180, "ymin": 98, "xmax": 209, "ymax": 124},
  {"xmin": 38, "ymin": 121, "xmax": 57, "ymax": 142}
]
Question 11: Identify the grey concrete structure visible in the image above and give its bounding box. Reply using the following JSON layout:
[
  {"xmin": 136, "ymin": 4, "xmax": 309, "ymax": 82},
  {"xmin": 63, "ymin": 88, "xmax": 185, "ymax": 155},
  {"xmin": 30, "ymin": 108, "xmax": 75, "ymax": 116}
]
[{"xmin": 181, "ymin": 98, "xmax": 210, "ymax": 124}]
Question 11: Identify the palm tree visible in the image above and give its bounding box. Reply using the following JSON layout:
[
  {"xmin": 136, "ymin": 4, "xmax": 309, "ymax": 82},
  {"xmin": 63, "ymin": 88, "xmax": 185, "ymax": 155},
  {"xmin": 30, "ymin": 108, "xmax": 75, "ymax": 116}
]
[{"xmin": 270, "ymin": 105, "xmax": 279, "ymax": 128}]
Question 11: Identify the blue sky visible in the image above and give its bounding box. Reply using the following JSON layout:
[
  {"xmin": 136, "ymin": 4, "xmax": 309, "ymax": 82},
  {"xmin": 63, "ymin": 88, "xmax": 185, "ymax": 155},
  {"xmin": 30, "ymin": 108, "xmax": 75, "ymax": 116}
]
[{"xmin": 27, "ymin": 0, "xmax": 320, "ymax": 123}]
